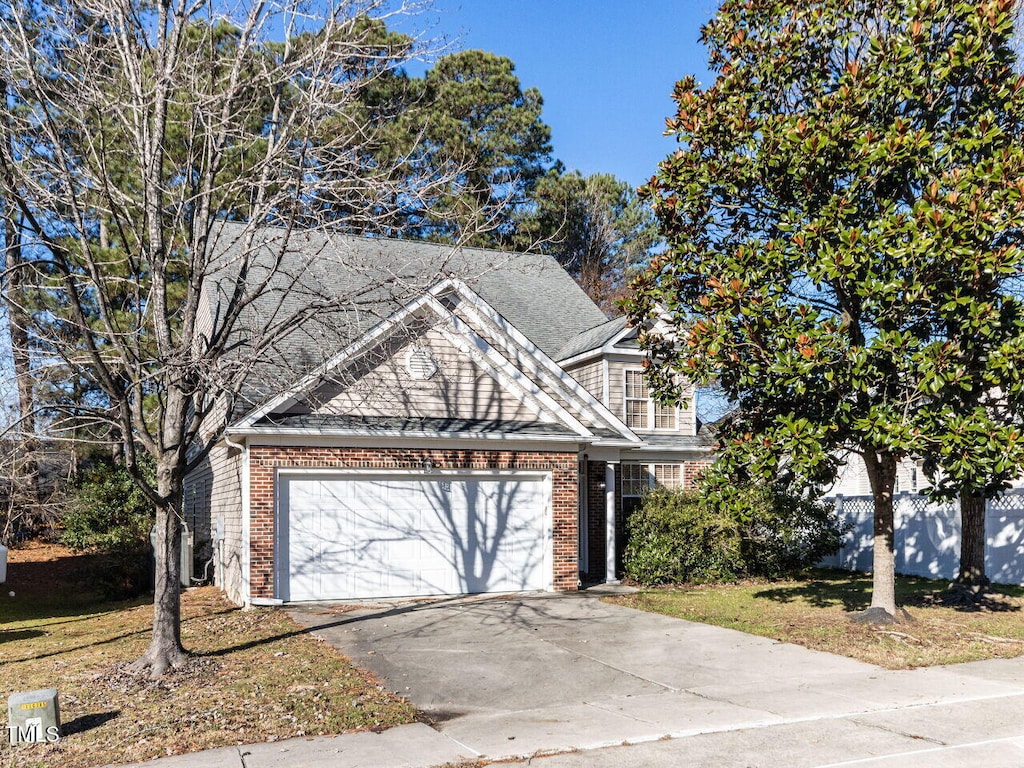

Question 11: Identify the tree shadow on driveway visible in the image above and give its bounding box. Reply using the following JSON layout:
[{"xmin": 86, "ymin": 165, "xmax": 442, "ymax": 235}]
[{"xmin": 207, "ymin": 592, "xmax": 603, "ymax": 658}]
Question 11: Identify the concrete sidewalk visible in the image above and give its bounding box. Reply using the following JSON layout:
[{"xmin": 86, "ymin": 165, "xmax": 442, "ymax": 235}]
[
  {"xmin": 119, "ymin": 593, "xmax": 1024, "ymax": 767},
  {"xmin": 119, "ymin": 690, "xmax": 1024, "ymax": 768}
]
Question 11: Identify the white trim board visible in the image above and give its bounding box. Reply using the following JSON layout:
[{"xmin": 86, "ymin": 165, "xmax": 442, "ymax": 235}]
[
  {"xmin": 439, "ymin": 282, "xmax": 639, "ymax": 443},
  {"xmin": 275, "ymin": 468, "xmax": 550, "ymax": 479},
  {"xmin": 555, "ymin": 327, "xmax": 645, "ymax": 368},
  {"xmin": 232, "ymin": 434, "xmax": 585, "ymax": 450}
]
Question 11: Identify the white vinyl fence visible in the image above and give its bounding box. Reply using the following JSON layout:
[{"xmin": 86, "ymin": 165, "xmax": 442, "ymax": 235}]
[{"xmin": 821, "ymin": 490, "xmax": 1024, "ymax": 586}]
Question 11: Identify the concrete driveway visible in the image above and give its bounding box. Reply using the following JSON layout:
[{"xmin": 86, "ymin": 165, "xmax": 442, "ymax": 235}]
[{"xmin": 287, "ymin": 589, "xmax": 1024, "ymax": 764}]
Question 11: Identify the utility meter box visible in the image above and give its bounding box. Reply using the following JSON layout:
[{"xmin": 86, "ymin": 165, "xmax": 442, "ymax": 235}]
[
  {"xmin": 149, "ymin": 523, "xmax": 193, "ymax": 586},
  {"xmin": 7, "ymin": 689, "xmax": 60, "ymax": 744}
]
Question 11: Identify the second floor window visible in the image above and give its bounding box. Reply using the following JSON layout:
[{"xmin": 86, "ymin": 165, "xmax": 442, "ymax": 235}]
[
  {"xmin": 624, "ymin": 370, "xmax": 678, "ymax": 430},
  {"xmin": 625, "ymin": 370, "xmax": 649, "ymax": 428}
]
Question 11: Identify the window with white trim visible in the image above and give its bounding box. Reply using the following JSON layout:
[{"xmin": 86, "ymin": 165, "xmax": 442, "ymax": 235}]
[
  {"xmin": 624, "ymin": 370, "xmax": 649, "ymax": 429},
  {"xmin": 621, "ymin": 463, "xmax": 651, "ymax": 497},
  {"xmin": 654, "ymin": 402, "xmax": 678, "ymax": 430},
  {"xmin": 624, "ymin": 369, "xmax": 678, "ymax": 430},
  {"xmin": 653, "ymin": 464, "xmax": 682, "ymax": 489},
  {"xmin": 621, "ymin": 463, "xmax": 683, "ymax": 495}
]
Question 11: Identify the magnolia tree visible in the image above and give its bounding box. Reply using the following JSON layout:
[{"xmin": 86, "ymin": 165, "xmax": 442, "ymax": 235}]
[
  {"xmin": 0, "ymin": 0, "xmax": 478, "ymax": 675},
  {"xmin": 628, "ymin": 0, "xmax": 1024, "ymax": 622}
]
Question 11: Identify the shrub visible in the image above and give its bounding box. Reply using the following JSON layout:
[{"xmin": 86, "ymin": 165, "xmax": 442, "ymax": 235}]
[
  {"xmin": 731, "ymin": 485, "xmax": 850, "ymax": 578},
  {"xmin": 62, "ymin": 456, "xmax": 154, "ymax": 598},
  {"xmin": 623, "ymin": 483, "xmax": 848, "ymax": 585},
  {"xmin": 623, "ymin": 487, "xmax": 742, "ymax": 584}
]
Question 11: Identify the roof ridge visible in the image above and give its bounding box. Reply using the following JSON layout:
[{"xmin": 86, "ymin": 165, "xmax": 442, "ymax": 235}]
[{"xmin": 214, "ymin": 217, "xmax": 565, "ymax": 267}]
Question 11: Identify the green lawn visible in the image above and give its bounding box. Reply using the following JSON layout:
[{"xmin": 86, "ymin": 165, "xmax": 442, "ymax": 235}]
[
  {"xmin": 0, "ymin": 543, "xmax": 414, "ymax": 768},
  {"xmin": 609, "ymin": 570, "xmax": 1024, "ymax": 669}
]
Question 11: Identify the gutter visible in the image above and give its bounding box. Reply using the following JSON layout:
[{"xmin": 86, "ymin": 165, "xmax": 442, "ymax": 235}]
[{"xmin": 225, "ymin": 426, "xmax": 587, "ymax": 444}]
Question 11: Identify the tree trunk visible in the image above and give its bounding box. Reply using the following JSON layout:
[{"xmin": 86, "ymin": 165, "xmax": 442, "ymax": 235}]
[
  {"xmin": 3, "ymin": 215, "xmax": 33, "ymax": 432},
  {"xmin": 956, "ymin": 491, "xmax": 988, "ymax": 591},
  {"xmin": 129, "ymin": 457, "xmax": 188, "ymax": 677},
  {"xmin": 853, "ymin": 451, "xmax": 911, "ymax": 624},
  {"xmin": 2, "ymin": 205, "xmax": 40, "ymax": 522}
]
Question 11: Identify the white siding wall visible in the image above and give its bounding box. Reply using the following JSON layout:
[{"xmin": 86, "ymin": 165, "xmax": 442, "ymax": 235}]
[
  {"xmin": 309, "ymin": 325, "xmax": 542, "ymax": 423},
  {"xmin": 607, "ymin": 359, "xmax": 697, "ymax": 436},
  {"xmin": 826, "ymin": 454, "xmax": 928, "ymax": 497},
  {"xmin": 184, "ymin": 444, "xmax": 244, "ymax": 604},
  {"xmin": 566, "ymin": 360, "xmax": 603, "ymax": 402}
]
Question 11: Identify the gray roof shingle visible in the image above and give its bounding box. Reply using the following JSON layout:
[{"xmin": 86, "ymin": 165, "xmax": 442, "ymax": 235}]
[
  {"xmin": 207, "ymin": 222, "xmax": 610, "ymax": 416},
  {"xmin": 555, "ymin": 316, "xmax": 629, "ymax": 361},
  {"xmin": 626, "ymin": 432, "xmax": 715, "ymax": 450}
]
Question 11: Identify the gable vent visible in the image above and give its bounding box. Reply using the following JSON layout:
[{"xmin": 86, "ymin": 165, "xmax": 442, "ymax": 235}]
[{"xmin": 405, "ymin": 345, "xmax": 438, "ymax": 380}]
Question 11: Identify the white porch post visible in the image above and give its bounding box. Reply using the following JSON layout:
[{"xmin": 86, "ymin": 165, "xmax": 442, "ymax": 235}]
[{"xmin": 605, "ymin": 462, "xmax": 618, "ymax": 584}]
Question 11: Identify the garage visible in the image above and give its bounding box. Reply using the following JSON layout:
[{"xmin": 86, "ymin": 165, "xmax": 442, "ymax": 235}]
[{"xmin": 277, "ymin": 472, "xmax": 551, "ymax": 601}]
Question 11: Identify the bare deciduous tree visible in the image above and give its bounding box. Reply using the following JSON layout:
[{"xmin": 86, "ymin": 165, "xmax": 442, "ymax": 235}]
[{"xmin": 0, "ymin": 0, "xmax": 478, "ymax": 675}]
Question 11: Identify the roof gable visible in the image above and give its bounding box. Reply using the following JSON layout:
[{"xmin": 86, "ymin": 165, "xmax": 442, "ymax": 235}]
[
  {"xmin": 209, "ymin": 221, "xmax": 607, "ymax": 354},
  {"xmin": 230, "ymin": 280, "xmax": 638, "ymax": 444},
  {"xmin": 284, "ymin": 315, "xmax": 555, "ymax": 427}
]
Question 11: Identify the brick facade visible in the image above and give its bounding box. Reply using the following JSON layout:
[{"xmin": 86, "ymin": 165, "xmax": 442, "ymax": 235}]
[
  {"xmin": 584, "ymin": 460, "xmax": 607, "ymax": 583},
  {"xmin": 684, "ymin": 460, "xmax": 713, "ymax": 489},
  {"xmin": 247, "ymin": 445, "xmax": 579, "ymax": 599}
]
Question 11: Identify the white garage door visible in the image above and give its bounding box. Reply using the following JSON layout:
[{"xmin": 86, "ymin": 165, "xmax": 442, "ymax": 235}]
[{"xmin": 279, "ymin": 473, "xmax": 550, "ymax": 601}]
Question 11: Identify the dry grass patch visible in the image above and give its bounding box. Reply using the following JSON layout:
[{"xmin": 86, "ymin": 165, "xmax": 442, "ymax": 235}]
[
  {"xmin": 0, "ymin": 543, "xmax": 414, "ymax": 768},
  {"xmin": 610, "ymin": 570, "xmax": 1024, "ymax": 669}
]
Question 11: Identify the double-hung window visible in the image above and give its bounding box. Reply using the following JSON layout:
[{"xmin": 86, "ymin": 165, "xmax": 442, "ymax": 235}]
[
  {"xmin": 624, "ymin": 370, "xmax": 677, "ymax": 430},
  {"xmin": 653, "ymin": 464, "xmax": 681, "ymax": 489},
  {"xmin": 621, "ymin": 463, "xmax": 683, "ymax": 497},
  {"xmin": 621, "ymin": 463, "xmax": 651, "ymax": 497}
]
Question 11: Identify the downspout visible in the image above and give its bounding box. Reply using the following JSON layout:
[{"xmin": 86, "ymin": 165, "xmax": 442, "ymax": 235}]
[{"xmin": 224, "ymin": 431, "xmax": 258, "ymax": 606}]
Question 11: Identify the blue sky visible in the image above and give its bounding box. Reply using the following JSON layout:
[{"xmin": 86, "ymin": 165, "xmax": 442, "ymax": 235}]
[{"xmin": 401, "ymin": 1, "xmax": 719, "ymax": 190}]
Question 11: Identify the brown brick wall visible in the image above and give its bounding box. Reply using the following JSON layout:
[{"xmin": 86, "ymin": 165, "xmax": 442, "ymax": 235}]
[
  {"xmin": 248, "ymin": 445, "xmax": 579, "ymax": 599},
  {"xmin": 684, "ymin": 460, "xmax": 713, "ymax": 489},
  {"xmin": 580, "ymin": 460, "xmax": 631, "ymax": 583}
]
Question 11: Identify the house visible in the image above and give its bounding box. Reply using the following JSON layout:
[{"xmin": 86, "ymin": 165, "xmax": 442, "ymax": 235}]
[
  {"xmin": 184, "ymin": 224, "xmax": 712, "ymax": 605},
  {"xmin": 825, "ymin": 452, "xmax": 929, "ymax": 497}
]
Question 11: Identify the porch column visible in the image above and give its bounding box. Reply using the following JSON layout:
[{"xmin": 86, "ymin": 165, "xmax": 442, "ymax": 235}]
[{"xmin": 605, "ymin": 462, "xmax": 618, "ymax": 584}]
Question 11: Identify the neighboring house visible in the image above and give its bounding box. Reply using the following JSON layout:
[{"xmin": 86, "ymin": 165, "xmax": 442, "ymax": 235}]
[
  {"xmin": 825, "ymin": 452, "xmax": 929, "ymax": 497},
  {"xmin": 183, "ymin": 224, "xmax": 713, "ymax": 605}
]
